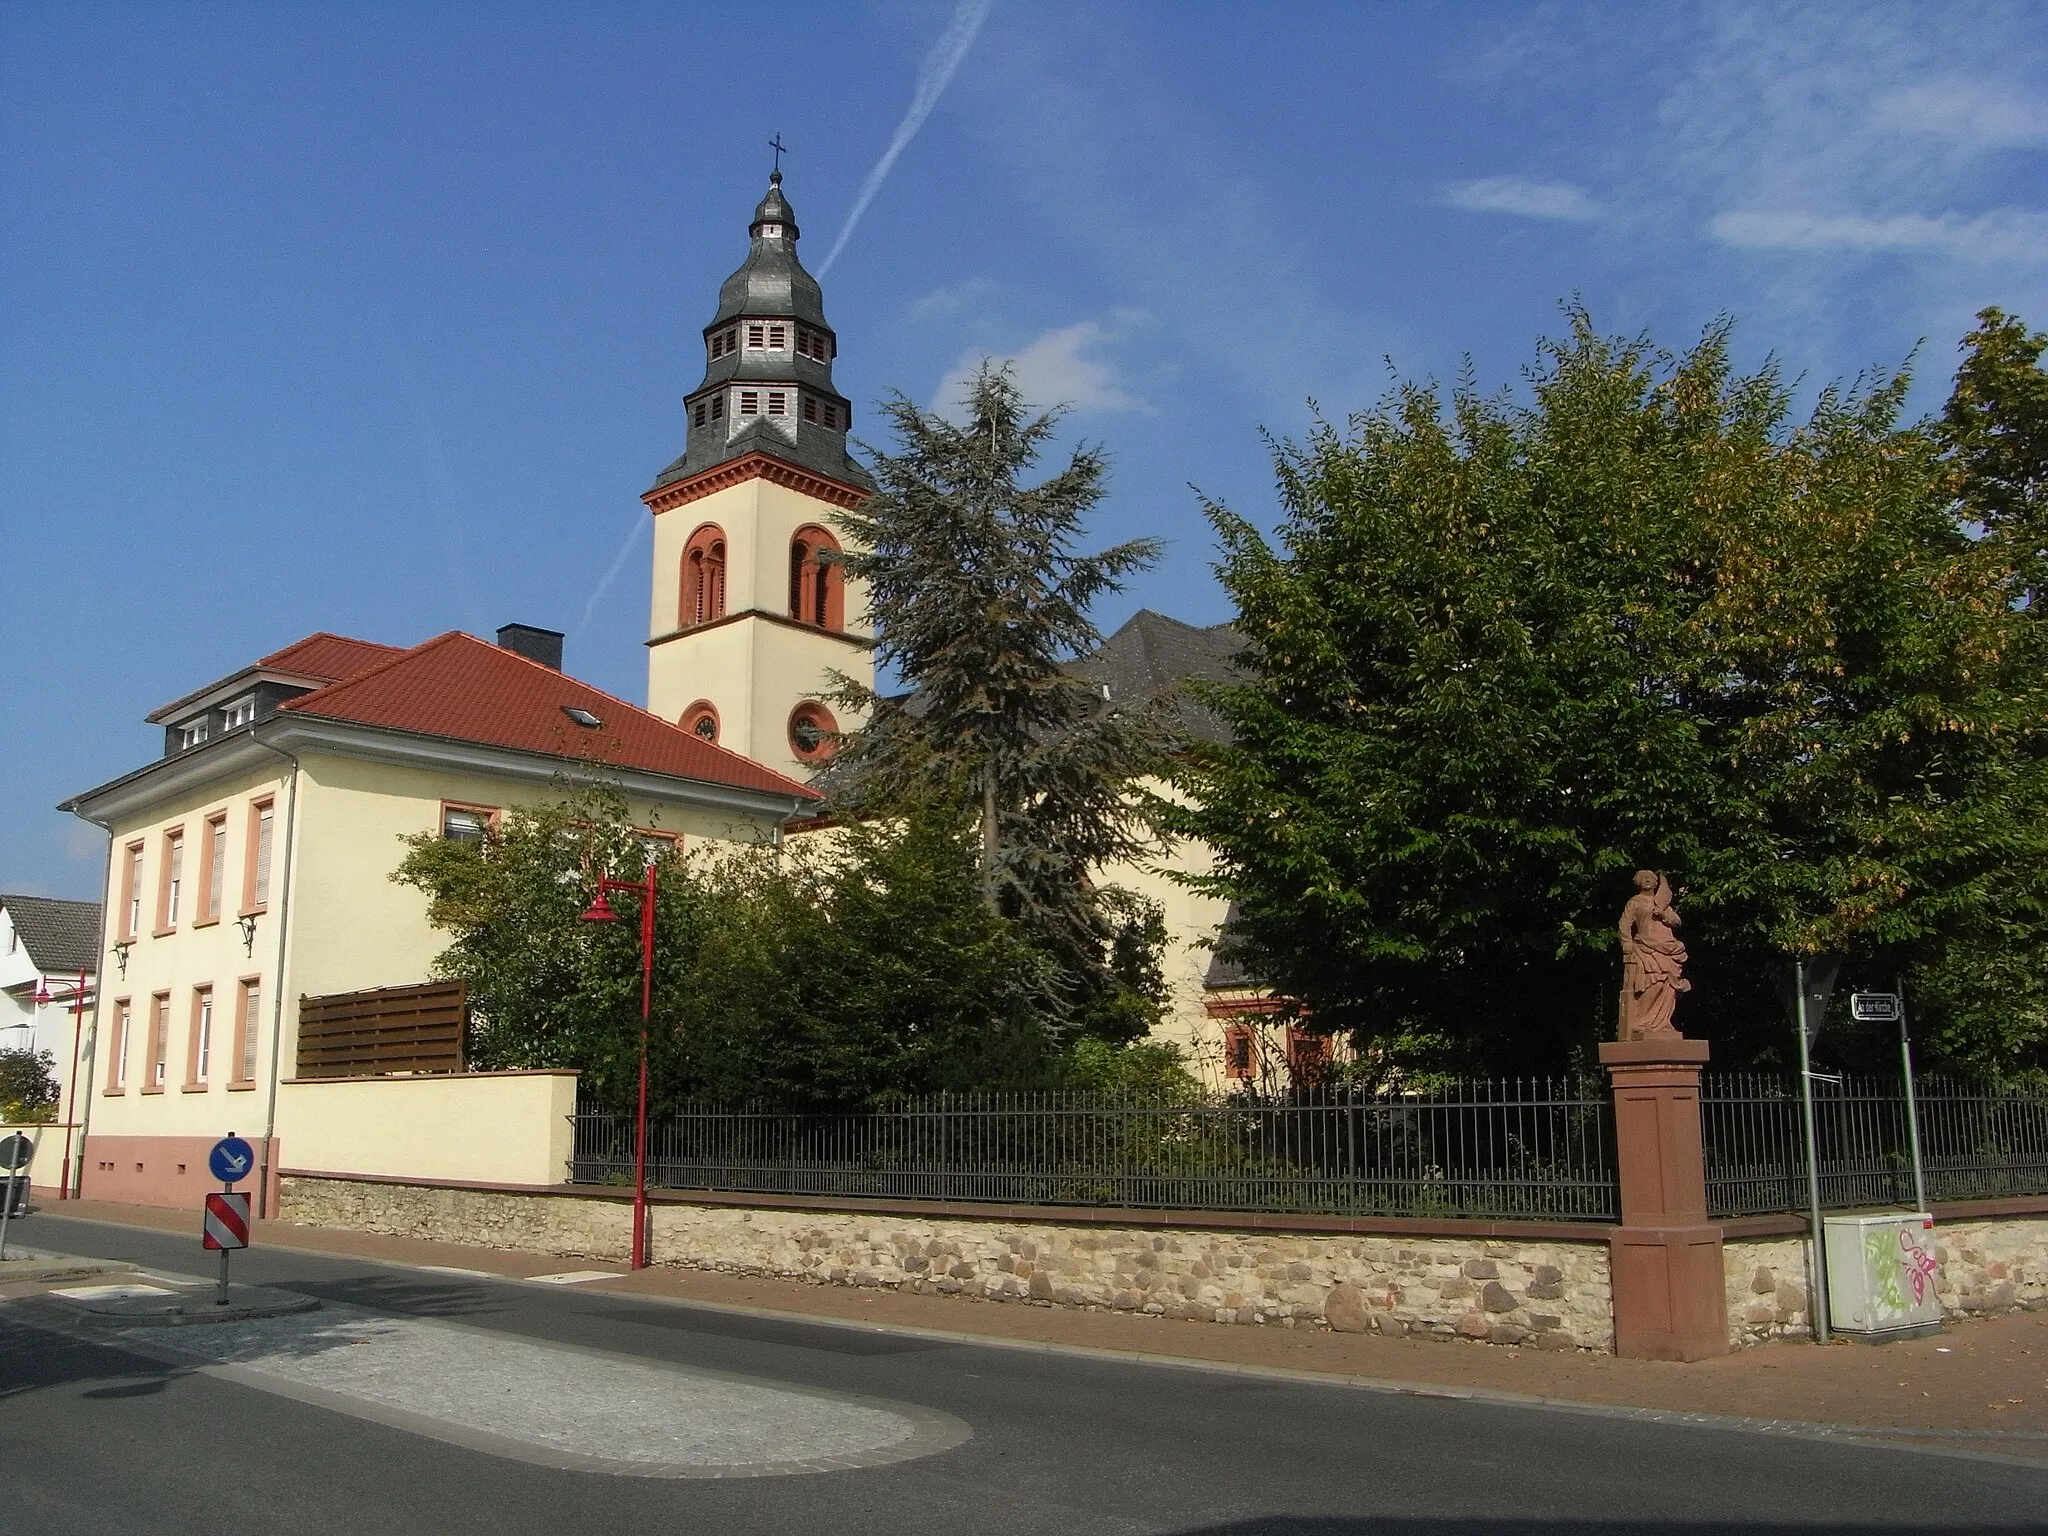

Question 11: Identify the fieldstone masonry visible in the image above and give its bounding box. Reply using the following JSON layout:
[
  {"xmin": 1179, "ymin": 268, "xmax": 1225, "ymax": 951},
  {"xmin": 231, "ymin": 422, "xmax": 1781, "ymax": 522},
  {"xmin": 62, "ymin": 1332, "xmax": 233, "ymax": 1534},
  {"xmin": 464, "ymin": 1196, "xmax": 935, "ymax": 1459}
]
[
  {"xmin": 1725, "ymin": 1219, "xmax": 2048, "ymax": 1345},
  {"xmin": 280, "ymin": 1177, "xmax": 1614, "ymax": 1349},
  {"xmin": 278, "ymin": 1177, "xmax": 2047, "ymax": 1352}
]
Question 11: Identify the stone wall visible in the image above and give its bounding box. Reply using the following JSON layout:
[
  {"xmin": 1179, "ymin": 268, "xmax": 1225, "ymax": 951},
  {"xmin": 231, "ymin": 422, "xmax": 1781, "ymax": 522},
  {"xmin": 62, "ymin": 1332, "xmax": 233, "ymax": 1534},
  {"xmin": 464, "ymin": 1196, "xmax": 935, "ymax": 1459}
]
[
  {"xmin": 1726, "ymin": 1217, "xmax": 2048, "ymax": 1345},
  {"xmin": 279, "ymin": 1177, "xmax": 1614, "ymax": 1350}
]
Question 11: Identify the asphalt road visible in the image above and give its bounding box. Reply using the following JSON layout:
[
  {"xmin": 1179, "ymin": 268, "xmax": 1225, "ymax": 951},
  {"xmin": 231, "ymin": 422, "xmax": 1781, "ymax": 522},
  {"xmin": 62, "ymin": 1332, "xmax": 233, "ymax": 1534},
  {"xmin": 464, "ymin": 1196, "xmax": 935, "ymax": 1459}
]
[{"xmin": 4, "ymin": 1212, "xmax": 2044, "ymax": 1535}]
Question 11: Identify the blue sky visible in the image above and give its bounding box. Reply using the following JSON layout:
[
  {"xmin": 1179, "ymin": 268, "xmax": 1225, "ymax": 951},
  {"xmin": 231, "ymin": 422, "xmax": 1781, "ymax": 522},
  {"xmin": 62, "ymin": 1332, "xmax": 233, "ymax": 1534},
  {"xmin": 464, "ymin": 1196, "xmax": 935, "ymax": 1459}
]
[{"xmin": 5, "ymin": 1, "xmax": 2045, "ymax": 899}]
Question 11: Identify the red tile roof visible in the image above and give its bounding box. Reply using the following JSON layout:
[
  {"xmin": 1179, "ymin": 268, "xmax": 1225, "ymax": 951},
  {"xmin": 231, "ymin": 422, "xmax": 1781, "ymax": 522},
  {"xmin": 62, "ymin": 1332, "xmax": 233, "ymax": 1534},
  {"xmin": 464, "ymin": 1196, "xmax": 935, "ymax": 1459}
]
[
  {"xmin": 259, "ymin": 632, "xmax": 407, "ymax": 682},
  {"xmin": 277, "ymin": 631, "xmax": 817, "ymax": 800}
]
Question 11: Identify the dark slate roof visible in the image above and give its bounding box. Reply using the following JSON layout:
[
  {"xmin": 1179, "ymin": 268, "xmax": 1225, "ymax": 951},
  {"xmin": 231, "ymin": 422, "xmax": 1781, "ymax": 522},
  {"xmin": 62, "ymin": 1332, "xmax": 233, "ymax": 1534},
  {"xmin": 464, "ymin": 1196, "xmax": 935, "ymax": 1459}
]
[
  {"xmin": 1068, "ymin": 609, "xmax": 1243, "ymax": 744},
  {"xmin": 1, "ymin": 894, "xmax": 102, "ymax": 974},
  {"xmin": 1202, "ymin": 902, "xmax": 1259, "ymax": 990},
  {"xmin": 649, "ymin": 172, "xmax": 873, "ymax": 496}
]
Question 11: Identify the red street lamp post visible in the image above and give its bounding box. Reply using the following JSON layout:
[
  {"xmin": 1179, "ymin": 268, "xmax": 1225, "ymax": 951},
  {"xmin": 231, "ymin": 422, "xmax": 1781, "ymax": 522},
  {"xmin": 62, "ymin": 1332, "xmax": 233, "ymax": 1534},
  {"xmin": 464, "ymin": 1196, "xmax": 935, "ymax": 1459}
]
[
  {"xmin": 578, "ymin": 863, "xmax": 658, "ymax": 1270},
  {"xmin": 31, "ymin": 968, "xmax": 92, "ymax": 1200}
]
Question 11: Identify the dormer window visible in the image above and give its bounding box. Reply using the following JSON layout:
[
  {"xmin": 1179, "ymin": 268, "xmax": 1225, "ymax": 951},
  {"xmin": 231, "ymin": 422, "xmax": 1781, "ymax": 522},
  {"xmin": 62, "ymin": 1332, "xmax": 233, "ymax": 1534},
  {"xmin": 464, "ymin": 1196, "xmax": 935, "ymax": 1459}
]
[
  {"xmin": 223, "ymin": 697, "xmax": 255, "ymax": 730},
  {"xmin": 177, "ymin": 720, "xmax": 208, "ymax": 751}
]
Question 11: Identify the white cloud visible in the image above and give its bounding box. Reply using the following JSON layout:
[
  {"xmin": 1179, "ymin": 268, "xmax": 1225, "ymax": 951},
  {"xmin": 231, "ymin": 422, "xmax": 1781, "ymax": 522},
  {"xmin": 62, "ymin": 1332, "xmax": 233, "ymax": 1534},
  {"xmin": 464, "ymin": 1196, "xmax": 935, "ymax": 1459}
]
[
  {"xmin": 933, "ymin": 318, "xmax": 1151, "ymax": 418},
  {"xmin": 1712, "ymin": 206, "xmax": 2048, "ymax": 263},
  {"xmin": 1876, "ymin": 79, "xmax": 2048, "ymax": 149},
  {"xmin": 906, "ymin": 277, "xmax": 999, "ymax": 323},
  {"xmin": 1439, "ymin": 177, "xmax": 1602, "ymax": 222}
]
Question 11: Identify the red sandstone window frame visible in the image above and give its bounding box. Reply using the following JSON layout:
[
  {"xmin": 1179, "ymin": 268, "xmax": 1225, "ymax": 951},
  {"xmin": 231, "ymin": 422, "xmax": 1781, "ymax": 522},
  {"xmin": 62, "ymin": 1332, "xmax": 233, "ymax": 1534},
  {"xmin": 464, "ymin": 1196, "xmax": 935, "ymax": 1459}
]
[
  {"xmin": 118, "ymin": 841, "xmax": 144, "ymax": 941},
  {"xmin": 105, "ymin": 997, "xmax": 131, "ymax": 1093},
  {"xmin": 681, "ymin": 523, "xmax": 728, "ymax": 627},
  {"xmin": 1222, "ymin": 1023, "xmax": 1255, "ymax": 1080},
  {"xmin": 680, "ymin": 699, "xmax": 720, "ymax": 744},
  {"xmin": 185, "ymin": 984, "xmax": 214, "ymax": 1090},
  {"xmin": 143, "ymin": 991, "xmax": 170, "ymax": 1093},
  {"xmin": 787, "ymin": 526, "xmax": 845, "ymax": 631},
  {"xmin": 231, "ymin": 976, "xmax": 262, "ymax": 1090},
  {"xmin": 154, "ymin": 826, "xmax": 185, "ymax": 935},
  {"xmin": 242, "ymin": 798, "xmax": 275, "ymax": 916},
  {"xmin": 787, "ymin": 700, "xmax": 839, "ymax": 763},
  {"xmin": 1285, "ymin": 1025, "xmax": 1331, "ymax": 1085},
  {"xmin": 196, "ymin": 810, "xmax": 228, "ymax": 926}
]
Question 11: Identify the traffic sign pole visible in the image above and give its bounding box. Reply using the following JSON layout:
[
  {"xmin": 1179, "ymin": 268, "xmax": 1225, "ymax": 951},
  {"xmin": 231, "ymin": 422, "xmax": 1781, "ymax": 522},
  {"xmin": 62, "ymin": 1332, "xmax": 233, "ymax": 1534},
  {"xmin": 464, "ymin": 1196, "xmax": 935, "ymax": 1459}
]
[
  {"xmin": 203, "ymin": 1134, "xmax": 256, "ymax": 1304},
  {"xmin": 1794, "ymin": 959, "xmax": 1831, "ymax": 1344},
  {"xmin": 0, "ymin": 1132, "xmax": 33, "ymax": 1262},
  {"xmin": 1895, "ymin": 984, "xmax": 1929, "ymax": 1215}
]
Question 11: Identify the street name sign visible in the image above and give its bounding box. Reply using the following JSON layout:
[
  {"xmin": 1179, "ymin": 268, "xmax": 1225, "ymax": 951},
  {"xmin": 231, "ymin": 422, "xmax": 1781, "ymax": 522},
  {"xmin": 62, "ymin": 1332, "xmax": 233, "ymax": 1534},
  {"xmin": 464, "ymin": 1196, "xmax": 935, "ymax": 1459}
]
[{"xmin": 1850, "ymin": 992, "xmax": 1903, "ymax": 1024}]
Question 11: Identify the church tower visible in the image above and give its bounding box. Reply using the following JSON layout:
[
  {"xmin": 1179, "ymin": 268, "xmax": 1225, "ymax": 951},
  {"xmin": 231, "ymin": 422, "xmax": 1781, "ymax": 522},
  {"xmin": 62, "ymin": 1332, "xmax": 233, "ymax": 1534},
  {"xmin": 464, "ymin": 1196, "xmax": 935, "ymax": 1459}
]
[{"xmin": 643, "ymin": 170, "xmax": 874, "ymax": 782}]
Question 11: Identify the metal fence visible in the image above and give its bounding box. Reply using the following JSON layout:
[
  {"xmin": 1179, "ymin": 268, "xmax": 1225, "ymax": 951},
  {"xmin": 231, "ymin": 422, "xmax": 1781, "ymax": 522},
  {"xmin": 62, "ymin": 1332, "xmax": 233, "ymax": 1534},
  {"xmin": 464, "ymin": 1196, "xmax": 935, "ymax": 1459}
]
[
  {"xmin": 570, "ymin": 1079, "xmax": 1619, "ymax": 1221},
  {"xmin": 1703, "ymin": 1074, "xmax": 2048, "ymax": 1218}
]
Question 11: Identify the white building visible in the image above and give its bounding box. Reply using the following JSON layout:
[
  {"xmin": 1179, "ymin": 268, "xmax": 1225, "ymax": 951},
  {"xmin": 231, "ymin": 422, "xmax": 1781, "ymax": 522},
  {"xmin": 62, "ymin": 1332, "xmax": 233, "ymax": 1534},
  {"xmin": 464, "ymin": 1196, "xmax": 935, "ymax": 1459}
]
[{"xmin": 0, "ymin": 893, "xmax": 101, "ymax": 1103}]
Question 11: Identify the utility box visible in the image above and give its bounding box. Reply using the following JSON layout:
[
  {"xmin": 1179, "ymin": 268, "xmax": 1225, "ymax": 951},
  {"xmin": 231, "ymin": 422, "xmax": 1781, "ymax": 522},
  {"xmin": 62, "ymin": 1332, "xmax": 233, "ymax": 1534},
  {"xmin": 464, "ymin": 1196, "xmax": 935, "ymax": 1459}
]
[{"xmin": 1825, "ymin": 1212, "xmax": 1943, "ymax": 1340}]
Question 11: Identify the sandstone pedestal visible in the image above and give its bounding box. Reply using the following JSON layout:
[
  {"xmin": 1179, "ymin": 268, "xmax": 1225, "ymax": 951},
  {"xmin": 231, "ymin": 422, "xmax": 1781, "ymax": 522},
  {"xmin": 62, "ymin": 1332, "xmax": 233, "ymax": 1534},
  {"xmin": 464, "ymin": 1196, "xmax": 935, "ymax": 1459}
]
[{"xmin": 1601, "ymin": 1037, "xmax": 1727, "ymax": 1360}]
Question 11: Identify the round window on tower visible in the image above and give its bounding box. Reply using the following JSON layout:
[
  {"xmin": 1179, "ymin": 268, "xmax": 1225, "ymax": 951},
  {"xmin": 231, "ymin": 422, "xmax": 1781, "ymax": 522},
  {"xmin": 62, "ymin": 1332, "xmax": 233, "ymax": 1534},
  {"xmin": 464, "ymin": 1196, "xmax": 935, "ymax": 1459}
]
[
  {"xmin": 680, "ymin": 701, "xmax": 720, "ymax": 745},
  {"xmin": 787, "ymin": 701, "xmax": 838, "ymax": 762}
]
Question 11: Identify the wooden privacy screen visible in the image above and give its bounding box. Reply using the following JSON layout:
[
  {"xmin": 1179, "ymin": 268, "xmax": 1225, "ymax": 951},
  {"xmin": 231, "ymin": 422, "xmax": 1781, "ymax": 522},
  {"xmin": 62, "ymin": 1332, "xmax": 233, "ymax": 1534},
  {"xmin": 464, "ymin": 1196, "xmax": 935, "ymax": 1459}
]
[{"xmin": 296, "ymin": 981, "xmax": 466, "ymax": 1078}]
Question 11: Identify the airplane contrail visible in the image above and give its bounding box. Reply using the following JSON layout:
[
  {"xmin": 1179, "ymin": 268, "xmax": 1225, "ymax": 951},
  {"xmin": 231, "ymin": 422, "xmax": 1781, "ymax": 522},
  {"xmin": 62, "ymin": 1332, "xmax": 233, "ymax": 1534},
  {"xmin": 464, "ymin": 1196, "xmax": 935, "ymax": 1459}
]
[
  {"xmin": 817, "ymin": 0, "xmax": 993, "ymax": 277},
  {"xmin": 572, "ymin": 514, "xmax": 648, "ymax": 640}
]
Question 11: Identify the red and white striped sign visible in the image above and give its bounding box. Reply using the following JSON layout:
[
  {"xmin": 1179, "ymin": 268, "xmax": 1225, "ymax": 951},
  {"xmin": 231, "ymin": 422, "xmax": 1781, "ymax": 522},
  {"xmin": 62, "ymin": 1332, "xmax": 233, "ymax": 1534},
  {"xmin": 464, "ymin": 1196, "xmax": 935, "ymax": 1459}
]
[{"xmin": 202, "ymin": 1190, "xmax": 250, "ymax": 1251}]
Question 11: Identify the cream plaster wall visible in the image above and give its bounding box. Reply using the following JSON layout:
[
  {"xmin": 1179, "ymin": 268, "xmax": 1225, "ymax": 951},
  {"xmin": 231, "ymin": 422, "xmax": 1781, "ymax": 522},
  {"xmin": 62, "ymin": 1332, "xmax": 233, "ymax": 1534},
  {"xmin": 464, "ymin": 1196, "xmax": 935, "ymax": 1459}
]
[
  {"xmin": 81, "ymin": 743, "xmax": 784, "ymax": 1165},
  {"xmin": 89, "ymin": 757, "xmax": 295, "ymax": 1142},
  {"xmin": 646, "ymin": 475, "xmax": 873, "ymax": 781},
  {"xmin": 1, "ymin": 1120, "xmax": 78, "ymax": 1191},
  {"xmin": 277, "ymin": 1071, "xmax": 578, "ymax": 1185},
  {"xmin": 1096, "ymin": 781, "xmax": 1236, "ymax": 1085}
]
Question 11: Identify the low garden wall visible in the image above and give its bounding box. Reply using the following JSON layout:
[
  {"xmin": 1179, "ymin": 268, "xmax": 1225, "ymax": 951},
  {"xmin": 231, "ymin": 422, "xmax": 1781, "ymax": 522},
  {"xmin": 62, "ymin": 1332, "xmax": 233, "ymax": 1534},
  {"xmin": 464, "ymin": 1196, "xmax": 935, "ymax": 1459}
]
[
  {"xmin": 279, "ymin": 1173, "xmax": 1616, "ymax": 1349},
  {"xmin": 1725, "ymin": 1214, "xmax": 2048, "ymax": 1345}
]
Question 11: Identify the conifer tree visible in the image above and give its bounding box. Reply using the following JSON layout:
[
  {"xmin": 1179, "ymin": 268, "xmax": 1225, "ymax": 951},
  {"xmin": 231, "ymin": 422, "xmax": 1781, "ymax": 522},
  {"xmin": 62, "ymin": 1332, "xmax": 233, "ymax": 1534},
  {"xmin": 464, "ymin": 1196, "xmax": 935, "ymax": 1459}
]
[{"xmin": 828, "ymin": 363, "xmax": 1169, "ymax": 1026}]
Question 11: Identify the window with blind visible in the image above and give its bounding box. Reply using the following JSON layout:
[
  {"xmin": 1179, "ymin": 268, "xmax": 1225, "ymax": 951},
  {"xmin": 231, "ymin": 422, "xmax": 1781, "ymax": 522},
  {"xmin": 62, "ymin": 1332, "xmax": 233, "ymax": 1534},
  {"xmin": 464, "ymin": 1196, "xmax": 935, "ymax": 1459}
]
[
  {"xmin": 235, "ymin": 978, "xmax": 262, "ymax": 1085},
  {"xmin": 107, "ymin": 999, "xmax": 131, "ymax": 1090},
  {"xmin": 247, "ymin": 799, "xmax": 275, "ymax": 911},
  {"xmin": 201, "ymin": 814, "xmax": 227, "ymax": 923},
  {"xmin": 190, "ymin": 986, "xmax": 213, "ymax": 1086},
  {"xmin": 158, "ymin": 829, "xmax": 185, "ymax": 931},
  {"xmin": 121, "ymin": 843, "xmax": 144, "ymax": 940},
  {"xmin": 147, "ymin": 993, "xmax": 170, "ymax": 1090}
]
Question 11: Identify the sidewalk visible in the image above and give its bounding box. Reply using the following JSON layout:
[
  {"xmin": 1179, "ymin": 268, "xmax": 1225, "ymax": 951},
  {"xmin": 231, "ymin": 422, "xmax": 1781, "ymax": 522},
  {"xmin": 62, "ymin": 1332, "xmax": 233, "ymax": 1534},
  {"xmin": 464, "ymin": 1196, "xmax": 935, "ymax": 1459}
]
[{"xmin": 21, "ymin": 1199, "xmax": 2047, "ymax": 1453}]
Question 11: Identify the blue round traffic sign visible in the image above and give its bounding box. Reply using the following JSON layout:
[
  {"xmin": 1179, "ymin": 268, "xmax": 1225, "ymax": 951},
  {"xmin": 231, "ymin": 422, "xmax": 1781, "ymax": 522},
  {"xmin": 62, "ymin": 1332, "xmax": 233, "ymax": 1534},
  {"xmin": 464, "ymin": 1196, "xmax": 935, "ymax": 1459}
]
[{"xmin": 208, "ymin": 1136, "xmax": 256, "ymax": 1185}]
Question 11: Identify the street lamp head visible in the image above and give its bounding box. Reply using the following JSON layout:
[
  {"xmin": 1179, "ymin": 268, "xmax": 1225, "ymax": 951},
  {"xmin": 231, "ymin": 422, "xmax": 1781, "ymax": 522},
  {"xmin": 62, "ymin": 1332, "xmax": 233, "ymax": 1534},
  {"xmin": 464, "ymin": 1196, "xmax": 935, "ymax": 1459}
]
[
  {"xmin": 32, "ymin": 985, "xmax": 52, "ymax": 1006},
  {"xmin": 579, "ymin": 890, "xmax": 619, "ymax": 923}
]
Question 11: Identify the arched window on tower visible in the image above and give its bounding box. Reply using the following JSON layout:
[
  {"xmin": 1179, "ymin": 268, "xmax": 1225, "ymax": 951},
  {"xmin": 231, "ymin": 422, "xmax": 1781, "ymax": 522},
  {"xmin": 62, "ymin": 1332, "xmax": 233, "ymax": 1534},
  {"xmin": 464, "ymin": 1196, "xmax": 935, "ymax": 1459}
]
[
  {"xmin": 682, "ymin": 524, "xmax": 727, "ymax": 627},
  {"xmin": 787, "ymin": 526, "xmax": 844, "ymax": 631}
]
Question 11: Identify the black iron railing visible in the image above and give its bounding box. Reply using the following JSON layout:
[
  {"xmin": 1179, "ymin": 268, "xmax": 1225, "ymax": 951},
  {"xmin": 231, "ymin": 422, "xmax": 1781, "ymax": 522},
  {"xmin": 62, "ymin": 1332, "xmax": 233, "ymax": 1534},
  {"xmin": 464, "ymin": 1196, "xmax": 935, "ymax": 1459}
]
[
  {"xmin": 1703, "ymin": 1073, "xmax": 2048, "ymax": 1218},
  {"xmin": 570, "ymin": 1080, "xmax": 1619, "ymax": 1222}
]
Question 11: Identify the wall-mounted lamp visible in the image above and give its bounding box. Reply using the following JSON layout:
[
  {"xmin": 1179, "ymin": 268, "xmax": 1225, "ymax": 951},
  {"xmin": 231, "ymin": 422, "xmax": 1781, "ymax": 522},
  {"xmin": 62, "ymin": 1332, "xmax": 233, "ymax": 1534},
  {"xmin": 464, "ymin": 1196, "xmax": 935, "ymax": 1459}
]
[
  {"xmin": 111, "ymin": 940, "xmax": 132, "ymax": 980},
  {"xmin": 236, "ymin": 915, "xmax": 258, "ymax": 957}
]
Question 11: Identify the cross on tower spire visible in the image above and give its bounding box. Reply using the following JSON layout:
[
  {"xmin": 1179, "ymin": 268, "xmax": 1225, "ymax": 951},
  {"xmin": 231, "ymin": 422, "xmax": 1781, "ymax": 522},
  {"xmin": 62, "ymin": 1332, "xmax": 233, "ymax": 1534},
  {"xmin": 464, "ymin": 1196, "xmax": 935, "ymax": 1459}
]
[{"xmin": 768, "ymin": 133, "xmax": 787, "ymax": 175}]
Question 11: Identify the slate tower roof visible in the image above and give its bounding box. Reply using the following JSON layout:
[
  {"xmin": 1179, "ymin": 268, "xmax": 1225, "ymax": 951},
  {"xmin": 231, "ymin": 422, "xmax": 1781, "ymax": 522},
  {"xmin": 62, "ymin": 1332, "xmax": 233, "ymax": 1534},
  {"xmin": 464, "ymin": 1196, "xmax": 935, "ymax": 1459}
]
[{"xmin": 650, "ymin": 171, "xmax": 874, "ymax": 496}]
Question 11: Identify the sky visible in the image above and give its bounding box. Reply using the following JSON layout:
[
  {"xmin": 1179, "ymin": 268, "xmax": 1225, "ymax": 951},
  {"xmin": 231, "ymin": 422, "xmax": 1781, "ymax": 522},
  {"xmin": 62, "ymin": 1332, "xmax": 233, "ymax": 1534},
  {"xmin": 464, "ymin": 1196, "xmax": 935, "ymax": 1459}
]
[{"xmin": 4, "ymin": 0, "xmax": 2045, "ymax": 900}]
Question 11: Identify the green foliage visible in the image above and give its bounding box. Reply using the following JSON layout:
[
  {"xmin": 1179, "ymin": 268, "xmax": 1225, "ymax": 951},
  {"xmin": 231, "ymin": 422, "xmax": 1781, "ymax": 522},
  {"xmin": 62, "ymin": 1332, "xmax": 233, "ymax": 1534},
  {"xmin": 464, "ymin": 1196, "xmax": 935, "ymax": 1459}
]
[
  {"xmin": 397, "ymin": 785, "xmax": 1189, "ymax": 1108},
  {"xmin": 1168, "ymin": 309, "xmax": 2048, "ymax": 1076},
  {"xmin": 1942, "ymin": 307, "xmax": 2048, "ymax": 612},
  {"xmin": 0, "ymin": 1048, "xmax": 59, "ymax": 1123},
  {"xmin": 829, "ymin": 362, "xmax": 1172, "ymax": 1034}
]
